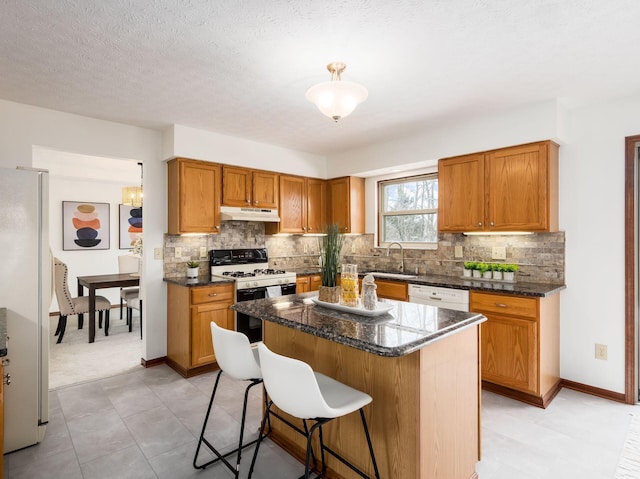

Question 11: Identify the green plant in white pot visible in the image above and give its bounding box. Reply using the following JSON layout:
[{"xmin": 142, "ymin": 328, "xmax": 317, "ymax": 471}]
[
  {"xmin": 478, "ymin": 262, "xmax": 492, "ymax": 279},
  {"xmin": 186, "ymin": 261, "xmax": 200, "ymax": 279},
  {"xmin": 492, "ymin": 263, "xmax": 503, "ymax": 280},
  {"xmin": 318, "ymin": 224, "xmax": 344, "ymax": 303},
  {"xmin": 502, "ymin": 263, "xmax": 519, "ymax": 281},
  {"xmin": 463, "ymin": 261, "xmax": 476, "ymax": 278}
]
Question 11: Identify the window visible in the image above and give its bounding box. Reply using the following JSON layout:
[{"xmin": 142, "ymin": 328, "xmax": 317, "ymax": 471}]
[{"xmin": 378, "ymin": 174, "xmax": 438, "ymax": 246}]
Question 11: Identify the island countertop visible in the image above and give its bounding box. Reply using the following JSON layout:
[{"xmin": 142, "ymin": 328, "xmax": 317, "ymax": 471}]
[{"xmin": 231, "ymin": 292, "xmax": 486, "ymax": 357}]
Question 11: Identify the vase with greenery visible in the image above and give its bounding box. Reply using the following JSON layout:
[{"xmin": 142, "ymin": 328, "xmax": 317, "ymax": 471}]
[
  {"xmin": 463, "ymin": 261, "xmax": 476, "ymax": 278},
  {"xmin": 502, "ymin": 263, "xmax": 520, "ymax": 281},
  {"xmin": 318, "ymin": 224, "xmax": 344, "ymax": 303},
  {"xmin": 491, "ymin": 263, "xmax": 503, "ymax": 280},
  {"xmin": 477, "ymin": 262, "xmax": 492, "ymax": 279},
  {"xmin": 186, "ymin": 260, "xmax": 200, "ymax": 279}
]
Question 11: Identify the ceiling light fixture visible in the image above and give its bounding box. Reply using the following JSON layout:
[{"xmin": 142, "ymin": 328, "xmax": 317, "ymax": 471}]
[
  {"xmin": 305, "ymin": 62, "xmax": 368, "ymax": 122},
  {"xmin": 122, "ymin": 162, "xmax": 143, "ymax": 207}
]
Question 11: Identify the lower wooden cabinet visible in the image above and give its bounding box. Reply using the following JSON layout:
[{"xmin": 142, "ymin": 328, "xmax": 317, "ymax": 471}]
[
  {"xmin": 296, "ymin": 274, "xmax": 322, "ymax": 294},
  {"xmin": 470, "ymin": 291, "xmax": 560, "ymax": 408},
  {"xmin": 354, "ymin": 278, "xmax": 408, "ymax": 301},
  {"xmin": 167, "ymin": 283, "xmax": 234, "ymax": 377}
]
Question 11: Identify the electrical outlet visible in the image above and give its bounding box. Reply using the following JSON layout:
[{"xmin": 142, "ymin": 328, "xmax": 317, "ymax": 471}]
[
  {"xmin": 595, "ymin": 344, "xmax": 608, "ymax": 360},
  {"xmin": 454, "ymin": 245, "xmax": 463, "ymax": 258},
  {"xmin": 351, "ymin": 243, "xmax": 356, "ymax": 254},
  {"xmin": 303, "ymin": 244, "xmax": 308, "ymax": 254},
  {"xmin": 175, "ymin": 247, "xmax": 182, "ymax": 258},
  {"xmin": 154, "ymin": 247, "xmax": 163, "ymax": 260},
  {"xmin": 200, "ymin": 246, "xmax": 207, "ymax": 258},
  {"xmin": 492, "ymin": 246, "xmax": 506, "ymax": 260}
]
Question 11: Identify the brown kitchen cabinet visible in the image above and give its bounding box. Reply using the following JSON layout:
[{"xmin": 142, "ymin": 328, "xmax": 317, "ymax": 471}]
[
  {"xmin": 266, "ymin": 176, "xmax": 325, "ymax": 234},
  {"xmin": 222, "ymin": 166, "xmax": 278, "ymax": 209},
  {"xmin": 296, "ymin": 274, "xmax": 322, "ymax": 294},
  {"xmin": 168, "ymin": 158, "xmax": 221, "ymax": 234},
  {"xmin": 355, "ymin": 278, "xmax": 408, "ymax": 301},
  {"xmin": 438, "ymin": 140, "xmax": 559, "ymax": 232},
  {"xmin": 166, "ymin": 283, "xmax": 234, "ymax": 377},
  {"xmin": 326, "ymin": 176, "xmax": 365, "ymax": 234},
  {"xmin": 470, "ymin": 291, "xmax": 560, "ymax": 408}
]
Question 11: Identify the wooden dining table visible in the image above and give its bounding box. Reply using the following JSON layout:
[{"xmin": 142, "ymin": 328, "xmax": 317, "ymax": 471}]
[{"xmin": 77, "ymin": 273, "xmax": 140, "ymax": 343}]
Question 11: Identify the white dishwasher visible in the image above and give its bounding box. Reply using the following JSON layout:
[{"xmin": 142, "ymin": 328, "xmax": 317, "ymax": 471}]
[{"xmin": 408, "ymin": 284, "xmax": 470, "ymax": 312}]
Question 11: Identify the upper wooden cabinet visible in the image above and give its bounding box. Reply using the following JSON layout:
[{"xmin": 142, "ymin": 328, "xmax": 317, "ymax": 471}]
[
  {"xmin": 326, "ymin": 176, "xmax": 365, "ymax": 234},
  {"xmin": 168, "ymin": 158, "xmax": 221, "ymax": 234},
  {"xmin": 438, "ymin": 141, "xmax": 559, "ymax": 233},
  {"xmin": 222, "ymin": 166, "xmax": 279, "ymax": 209},
  {"xmin": 267, "ymin": 175, "xmax": 326, "ymax": 234}
]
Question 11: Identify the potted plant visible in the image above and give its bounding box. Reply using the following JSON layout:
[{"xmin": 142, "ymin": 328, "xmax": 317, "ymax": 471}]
[
  {"xmin": 318, "ymin": 224, "xmax": 344, "ymax": 303},
  {"xmin": 186, "ymin": 261, "xmax": 200, "ymax": 279},
  {"xmin": 502, "ymin": 263, "xmax": 520, "ymax": 281},
  {"xmin": 478, "ymin": 262, "xmax": 492, "ymax": 279},
  {"xmin": 472, "ymin": 262, "xmax": 483, "ymax": 278},
  {"xmin": 492, "ymin": 263, "xmax": 503, "ymax": 280},
  {"xmin": 463, "ymin": 261, "xmax": 476, "ymax": 278}
]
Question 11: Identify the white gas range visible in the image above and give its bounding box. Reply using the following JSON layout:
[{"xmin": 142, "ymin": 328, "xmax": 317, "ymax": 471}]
[{"xmin": 209, "ymin": 248, "xmax": 296, "ymax": 342}]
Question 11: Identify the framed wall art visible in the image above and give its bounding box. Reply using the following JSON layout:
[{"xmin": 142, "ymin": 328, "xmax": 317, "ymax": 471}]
[
  {"xmin": 62, "ymin": 201, "xmax": 110, "ymax": 251},
  {"xmin": 119, "ymin": 204, "xmax": 143, "ymax": 249}
]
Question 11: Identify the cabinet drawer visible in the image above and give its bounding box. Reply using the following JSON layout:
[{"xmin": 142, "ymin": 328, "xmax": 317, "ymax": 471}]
[
  {"xmin": 470, "ymin": 292, "xmax": 537, "ymax": 318},
  {"xmin": 191, "ymin": 285, "xmax": 234, "ymax": 305},
  {"xmin": 376, "ymin": 280, "xmax": 408, "ymax": 301}
]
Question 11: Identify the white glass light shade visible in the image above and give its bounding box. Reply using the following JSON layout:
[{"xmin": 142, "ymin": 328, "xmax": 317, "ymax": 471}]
[{"xmin": 305, "ymin": 80, "xmax": 368, "ymax": 122}]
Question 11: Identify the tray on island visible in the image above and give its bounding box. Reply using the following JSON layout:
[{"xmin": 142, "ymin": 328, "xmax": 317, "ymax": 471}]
[{"xmin": 311, "ymin": 298, "xmax": 394, "ymax": 317}]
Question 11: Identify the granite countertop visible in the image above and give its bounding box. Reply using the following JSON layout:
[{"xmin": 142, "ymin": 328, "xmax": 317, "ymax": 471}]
[
  {"xmin": 231, "ymin": 292, "xmax": 486, "ymax": 357},
  {"xmin": 163, "ymin": 276, "xmax": 235, "ymax": 287},
  {"xmin": 0, "ymin": 308, "xmax": 7, "ymax": 357},
  {"xmin": 392, "ymin": 273, "xmax": 565, "ymax": 297}
]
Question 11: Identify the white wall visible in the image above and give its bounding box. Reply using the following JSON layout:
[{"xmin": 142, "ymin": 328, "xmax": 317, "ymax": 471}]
[
  {"xmin": 0, "ymin": 99, "xmax": 165, "ymax": 361},
  {"xmin": 167, "ymin": 124, "xmax": 328, "ymax": 178}
]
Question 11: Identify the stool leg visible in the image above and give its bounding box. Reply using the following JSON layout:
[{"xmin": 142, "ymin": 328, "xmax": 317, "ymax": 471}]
[
  {"xmin": 247, "ymin": 400, "xmax": 272, "ymax": 478},
  {"xmin": 304, "ymin": 421, "xmax": 324, "ymax": 479},
  {"xmin": 193, "ymin": 370, "xmax": 223, "ymax": 469},
  {"xmin": 119, "ymin": 293, "xmax": 124, "ymax": 319},
  {"xmin": 104, "ymin": 310, "xmax": 110, "ymax": 336},
  {"xmin": 360, "ymin": 408, "xmax": 381, "ymax": 479},
  {"xmin": 98, "ymin": 311, "xmax": 103, "ymax": 329}
]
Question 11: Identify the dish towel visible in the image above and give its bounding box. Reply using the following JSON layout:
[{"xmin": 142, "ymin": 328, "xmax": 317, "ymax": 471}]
[{"xmin": 266, "ymin": 285, "xmax": 282, "ymax": 298}]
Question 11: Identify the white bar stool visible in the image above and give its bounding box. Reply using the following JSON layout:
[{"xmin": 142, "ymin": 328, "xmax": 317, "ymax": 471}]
[
  {"xmin": 248, "ymin": 342, "xmax": 380, "ymax": 479},
  {"xmin": 193, "ymin": 322, "xmax": 266, "ymax": 477}
]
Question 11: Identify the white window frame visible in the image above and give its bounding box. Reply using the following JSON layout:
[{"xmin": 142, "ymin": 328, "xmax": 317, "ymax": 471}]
[{"xmin": 378, "ymin": 173, "xmax": 438, "ymax": 249}]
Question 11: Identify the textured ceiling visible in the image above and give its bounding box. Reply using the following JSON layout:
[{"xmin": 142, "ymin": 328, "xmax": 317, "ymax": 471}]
[{"xmin": 2, "ymin": 0, "xmax": 640, "ymax": 155}]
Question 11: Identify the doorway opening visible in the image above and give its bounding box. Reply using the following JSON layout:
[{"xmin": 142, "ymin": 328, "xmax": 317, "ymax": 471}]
[{"xmin": 33, "ymin": 147, "xmax": 144, "ymax": 389}]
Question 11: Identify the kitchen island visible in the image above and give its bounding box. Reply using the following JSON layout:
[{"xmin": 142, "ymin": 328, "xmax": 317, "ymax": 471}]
[{"xmin": 232, "ymin": 293, "xmax": 487, "ymax": 479}]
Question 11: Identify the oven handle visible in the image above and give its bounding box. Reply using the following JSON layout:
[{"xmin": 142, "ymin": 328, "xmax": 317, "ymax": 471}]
[{"xmin": 238, "ymin": 287, "xmax": 266, "ymax": 295}]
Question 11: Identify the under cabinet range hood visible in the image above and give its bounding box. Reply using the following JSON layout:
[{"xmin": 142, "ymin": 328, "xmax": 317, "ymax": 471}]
[{"xmin": 220, "ymin": 206, "xmax": 280, "ymax": 222}]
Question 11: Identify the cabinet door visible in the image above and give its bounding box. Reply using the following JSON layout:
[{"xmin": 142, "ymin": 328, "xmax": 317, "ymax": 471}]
[
  {"xmin": 191, "ymin": 300, "xmax": 233, "ymax": 367},
  {"xmin": 168, "ymin": 159, "xmax": 221, "ymax": 234},
  {"xmin": 327, "ymin": 177, "xmax": 365, "ymax": 234},
  {"xmin": 306, "ymin": 178, "xmax": 326, "ymax": 234},
  {"xmin": 486, "ymin": 142, "xmax": 549, "ymax": 231},
  {"xmin": 480, "ymin": 314, "xmax": 538, "ymax": 394},
  {"xmin": 376, "ymin": 280, "xmax": 408, "ymax": 301},
  {"xmin": 279, "ymin": 175, "xmax": 306, "ymax": 233},
  {"xmin": 222, "ymin": 166, "xmax": 252, "ymax": 207},
  {"xmin": 438, "ymin": 153, "xmax": 485, "ymax": 232},
  {"xmin": 309, "ymin": 274, "xmax": 322, "ymax": 291},
  {"xmin": 253, "ymin": 171, "xmax": 279, "ymax": 208},
  {"xmin": 296, "ymin": 276, "xmax": 310, "ymax": 293}
]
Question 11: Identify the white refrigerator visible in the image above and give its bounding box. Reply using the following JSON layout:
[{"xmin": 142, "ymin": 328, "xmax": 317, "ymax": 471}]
[{"xmin": 0, "ymin": 167, "xmax": 49, "ymax": 452}]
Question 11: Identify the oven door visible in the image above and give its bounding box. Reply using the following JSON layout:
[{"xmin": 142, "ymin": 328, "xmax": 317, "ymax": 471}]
[
  {"xmin": 235, "ymin": 283, "xmax": 297, "ymax": 343},
  {"xmin": 236, "ymin": 287, "xmax": 266, "ymax": 343}
]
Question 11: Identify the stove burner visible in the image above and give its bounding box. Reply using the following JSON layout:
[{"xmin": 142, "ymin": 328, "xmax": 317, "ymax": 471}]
[{"xmin": 253, "ymin": 268, "xmax": 286, "ymax": 275}]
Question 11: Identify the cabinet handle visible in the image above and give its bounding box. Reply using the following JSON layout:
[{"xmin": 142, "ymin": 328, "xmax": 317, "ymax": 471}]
[
  {"xmin": 208, "ymin": 293, "xmax": 218, "ymax": 297},
  {"xmin": 490, "ymin": 221, "xmax": 494, "ymax": 227},
  {"xmin": 477, "ymin": 222, "xmax": 482, "ymax": 227},
  {"xmin": 254, "ymin": 201, "xmax": 259, "ymax": 205},
  {"xmin": 215, "ymin": 225, "xmax": 220, "ymax": 230},
  {"xmin": 308, "ymin": 227, "xmax": 312, "ymax": 231},
  {"xmin": 3, "ymin": 373, "xmax": 11, "ymax": 386},
  {"xmin": 494, "ymin": 303, "xmax": 508, "ymax": 308},
  {"xmin": 246, "ymin": 199, "xmax": 251, "ymax": 204}
]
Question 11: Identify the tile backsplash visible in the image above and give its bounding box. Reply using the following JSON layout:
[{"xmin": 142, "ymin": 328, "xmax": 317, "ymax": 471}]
[{"xmin": 164, "ymin": 221, "xmax": 565, "ymax": 283}]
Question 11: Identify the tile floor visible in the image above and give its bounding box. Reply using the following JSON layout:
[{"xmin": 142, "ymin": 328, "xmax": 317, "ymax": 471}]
[{"xmin": 3, "ymin": 364, "xmax": 638, "ymax": 479}]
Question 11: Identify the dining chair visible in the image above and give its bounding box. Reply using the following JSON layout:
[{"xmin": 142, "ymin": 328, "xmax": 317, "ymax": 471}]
[
  {"xmin": 118, "ymin": 255, "xmax": 140, "ymax": 320},
  {"xmin": 53, "ymin": 258, "xmax": 112, "ymax": 344},
  {"xmin": 122, "ymin": 292, "xmax": 142, "ymax": 339}
]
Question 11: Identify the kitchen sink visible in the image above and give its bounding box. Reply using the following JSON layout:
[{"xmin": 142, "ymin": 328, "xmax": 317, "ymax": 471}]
[{"xmin": 367, "ymin": 271, "xmax": 418, "ymax": 280}]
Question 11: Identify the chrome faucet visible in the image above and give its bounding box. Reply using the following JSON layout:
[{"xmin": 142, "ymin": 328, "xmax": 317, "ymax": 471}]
[{"xmin": 386, "ymin": 242, "xmax": 404, "ymax": 273}]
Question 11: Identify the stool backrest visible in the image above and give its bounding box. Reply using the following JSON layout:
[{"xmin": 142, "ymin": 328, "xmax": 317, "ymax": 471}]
[
  {"xmin": 257, "ymin": 342, "xmax": 330, "ymax": 419},
  {"xmin": 210, "ymin": 322, "xmax": 262, "ymax": 380},
  {"xmin": 118, "ymin": 255, "xmax": 140, "ymax": 274}
]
